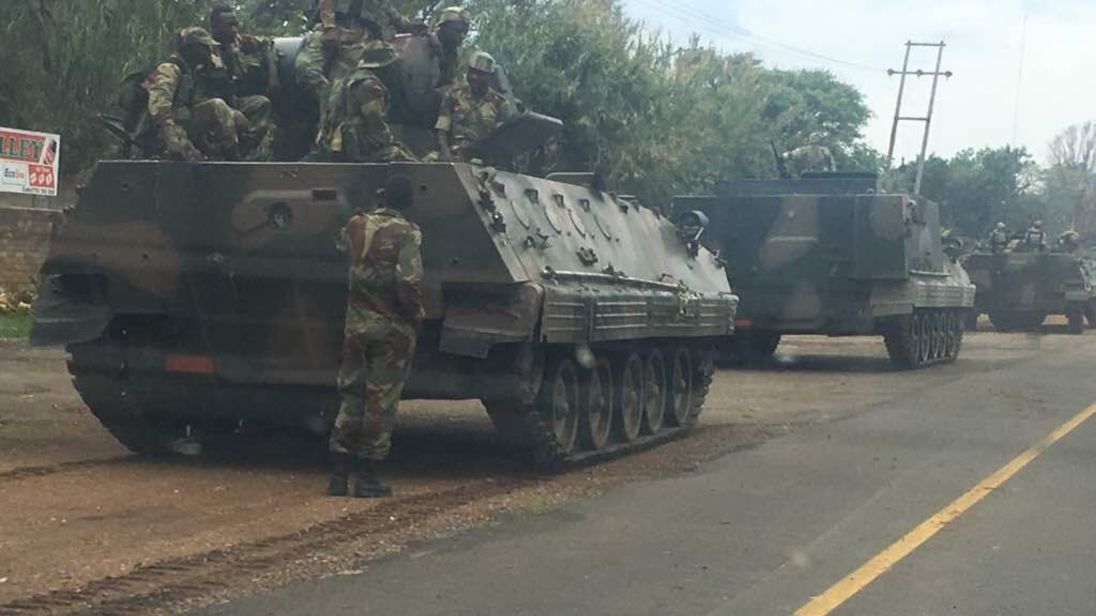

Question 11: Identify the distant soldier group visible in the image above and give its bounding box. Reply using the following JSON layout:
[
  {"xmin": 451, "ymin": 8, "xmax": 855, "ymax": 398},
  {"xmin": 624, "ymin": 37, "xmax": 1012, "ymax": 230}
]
[
  {"xmin": 983, "ymin": 220, "xmax": 1083, "ymax": 254},
  {"xmin": 127, "ymin": 1, "xmax": 515, "ymax": 165}
]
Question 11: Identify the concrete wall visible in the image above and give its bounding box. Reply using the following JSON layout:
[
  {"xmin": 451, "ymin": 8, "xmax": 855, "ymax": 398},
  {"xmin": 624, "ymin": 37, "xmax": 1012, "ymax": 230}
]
[{"xmin": 0, "ymin": 207, "xmax": 58, "ymax": 290}]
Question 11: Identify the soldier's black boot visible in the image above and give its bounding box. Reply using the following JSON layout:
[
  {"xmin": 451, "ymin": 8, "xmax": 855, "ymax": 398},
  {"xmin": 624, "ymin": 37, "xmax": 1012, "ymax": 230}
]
[
  {"xmin": 326, "ymin": 453, "xmax": 354, "ymax": 497},
  {"xmin": 353, "ymin": 459, "xmax": 393, "ymax": 498}
]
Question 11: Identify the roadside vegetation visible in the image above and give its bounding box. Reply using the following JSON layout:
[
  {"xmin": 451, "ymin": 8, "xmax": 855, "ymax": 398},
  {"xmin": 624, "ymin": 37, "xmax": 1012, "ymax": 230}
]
[
  {"xmin": 1, "ymin": 0, "xmax": 1093, "ymax": 233},
  {"xmin": 0, "ymin": 286, "xmax": 34, "ymax": 340}
]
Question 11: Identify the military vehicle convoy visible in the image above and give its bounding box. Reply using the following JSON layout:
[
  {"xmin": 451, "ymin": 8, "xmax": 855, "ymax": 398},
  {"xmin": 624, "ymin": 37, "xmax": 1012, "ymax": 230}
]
[
  {"xmin": 30, "ymin": 162, "xmax": 736, "ymax": 468},
  {"xmin": 675, "ymin": 173, "xmax": 976, "ymax": 368},
  {"xmin": 963, "ymin": 251, "xmax": 1096, "ymax": 334}
]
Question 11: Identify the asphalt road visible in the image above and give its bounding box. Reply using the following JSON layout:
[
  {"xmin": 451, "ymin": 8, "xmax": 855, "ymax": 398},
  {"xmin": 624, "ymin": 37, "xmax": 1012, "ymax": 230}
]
[{"xmin": 198, "ymin": 334, "xmax": 1096, "ymax": 616}]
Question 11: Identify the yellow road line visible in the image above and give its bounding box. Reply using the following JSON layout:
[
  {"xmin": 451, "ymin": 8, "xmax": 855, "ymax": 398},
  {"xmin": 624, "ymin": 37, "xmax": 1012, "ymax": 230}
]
[{"xmin": 794, "ymin": 401, "xmax": 1096, "ymax": 616}]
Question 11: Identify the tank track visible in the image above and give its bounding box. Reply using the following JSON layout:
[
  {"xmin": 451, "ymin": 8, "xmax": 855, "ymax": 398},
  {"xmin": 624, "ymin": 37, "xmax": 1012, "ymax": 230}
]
[
  {"xmin": 67, "ymin": 340, "xmax": 177, "ymax": 455},
  {"xmin": 485, "ymin": 342, "xmax": 715, "ymax": 472},
  {"xmin": 883, "ymin": 308, "xmax": 966, "ymax": 369}
]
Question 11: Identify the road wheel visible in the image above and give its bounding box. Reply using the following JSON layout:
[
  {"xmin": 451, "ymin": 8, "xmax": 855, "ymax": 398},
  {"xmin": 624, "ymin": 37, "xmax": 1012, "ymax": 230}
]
[
  {"xmin": 612, "ymin": 352, "xmax": 644, "ymax": 443},
  {"xmin": 1066, "ymin": 305, "xmax": 1085, "ymax": 335},
  {"xmin": 666, "ymin": 346, "xmax": 694, "ymax": 427},
  {"xmin": 578, "ymin": 357, "xmax": 613, "ymax": 451},
  {"xmin": 884, "ymin": 314, "xmax": 918, "ymax": 369},
  {"xmin": 916, "ymin": 312, "xmax": 931, "ymax": 365},
  {"xmin": 538, "ymin": 357, "xmax": 579, "ymax": 456},
  {"xmin": 641, "ymin": 349, "xmax": 668, "ymax": 435}
]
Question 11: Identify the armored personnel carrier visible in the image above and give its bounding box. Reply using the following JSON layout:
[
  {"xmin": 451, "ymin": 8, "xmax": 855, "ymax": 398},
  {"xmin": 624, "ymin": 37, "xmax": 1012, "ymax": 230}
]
[
  {"xmin": 963, "ymin": 250, "xmax": 1096, "ymax": 334},
  {"xmin": 675, "ymin": 173, "xmax": 975, "ymax": 369},
  {"xmin": 30, "ymin": 162, "xmax": 736, "ymax": 468}
]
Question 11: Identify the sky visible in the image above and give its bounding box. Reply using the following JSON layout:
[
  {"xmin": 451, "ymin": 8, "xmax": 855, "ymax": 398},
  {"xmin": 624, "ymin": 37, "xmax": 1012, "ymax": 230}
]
[{"xmin": 618, "ymin": 0, "xmax": 1096, "ymax": 165}]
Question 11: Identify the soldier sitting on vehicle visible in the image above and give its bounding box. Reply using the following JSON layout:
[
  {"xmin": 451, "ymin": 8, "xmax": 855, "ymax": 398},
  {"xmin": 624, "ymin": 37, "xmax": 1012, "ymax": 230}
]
[
  {"xmin": 139, "ymin": 27, "xmax": 242, "ymax": 161},
  {"xmin": 435, "ymin": 52, "xmax": 514, "ymax": 162},
  {"xmin": 433, "ymin": 6, "xmax": 471, "ymax": 88},
  {"xmin": 297, "ymin": 0, "xmax": 422, "ymax": 158},
  {"xmin": 1020, "ymin": 220, "xmax": 1048, "ymax": 252},
  {"xmin": 1059, "ymin": 229, "xmax": 1082, "ymax": 254},
  {"xmin": 988, "ymin": 222, "xmax": 1010, "ymax": 253},
  {"xmin": 202, "ymin": 5, "xmax": 279, "ymax": 161},
  {"xmin": 311, "ymin": 42, "xmax": 417, "ymax": 162},
  {"xmin": 785, "ymin": 133, "xmax": 836, "ymax": 176}
]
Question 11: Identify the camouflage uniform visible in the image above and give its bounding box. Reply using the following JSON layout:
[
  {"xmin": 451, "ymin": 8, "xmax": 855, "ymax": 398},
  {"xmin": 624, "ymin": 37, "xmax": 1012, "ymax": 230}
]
[
  {"xmin": 198, "ymin": 34, "xmax": 277, "ymax": 161},
  {"xmin": 330, "ymin": 207, "xmax": 424, "ymax": 462},
  {"xmin": 434, "ymin": 6, "xmax": 472, "ymax": 87},
  {"xmin": 786, "ymin": 143, "xmax": 836, "ymax": 175},
  {"xmin": 142, "ymin": 52, "xmax": 238, "ymax": 161},
  {"xmin": 988, "ymin": 225, "xmax": 1010, "ymax": 253},
  {"xmin": 435, "ymin": 84, "xmax": 510, "ymax": 161},
  {"xmin": 315, "ymin": 0, "xmax": 413, "ymax": 39},
  {"xmin": 314, "ymin": 51, "xmax": 415, "ymax": 162}
]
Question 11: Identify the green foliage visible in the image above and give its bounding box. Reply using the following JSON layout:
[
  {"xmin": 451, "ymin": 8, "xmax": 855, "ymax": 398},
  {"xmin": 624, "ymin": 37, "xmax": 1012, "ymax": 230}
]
[
  {"xmin": 468, "ymin": 0, "xmax": 877, "ymax": 207},
  {"xmin": 0, "ymin": 314, "xmax": 31, "ymax": 340}
]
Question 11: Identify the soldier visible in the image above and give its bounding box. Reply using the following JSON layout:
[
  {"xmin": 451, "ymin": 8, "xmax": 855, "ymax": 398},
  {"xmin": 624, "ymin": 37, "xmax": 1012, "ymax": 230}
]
[
  {"xmin": 141, "ymin": 27, "xmax": 240, "ymax": 161},
  {"xmin": 313, "ymin": 42, "xmax": 417, "ymax": 162},
  {"xmin": 988, "ymin": 222, "xmax": 1010, "ymax": 253},
  {"xmin": 1023, "ymin": 220, "xmax": 1047, "ymax": 252},
  {"xmin": 785, "ymin": 133, "xmax": 836, "ymax": 175},
  {"xmin": 434, "ymin": 6, "xmax": 471, "ymax": 88},
  {"xmin": 204, "ymin": 5, "xmax": 278, "ymax": 161},
  {"xmin": 328, "ymin": 173, "xmax": 424, "ymax": 498},
  {"xmin": 435, "ymin": 52, "xmax": 512, "ymax": 162},
  {"xmin": 1059, "ymin": 230, "xmax": 1082, "ymax": 253}
]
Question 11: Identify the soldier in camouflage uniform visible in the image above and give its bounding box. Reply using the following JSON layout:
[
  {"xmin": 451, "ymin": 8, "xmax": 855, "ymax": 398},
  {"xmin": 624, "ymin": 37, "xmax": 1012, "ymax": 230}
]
[
  {"xmin": 328, "ymin": 173, "xmax": 424, "ymax": 498},
  {"xmin": 785, "ymin": 133, "xmax": 836, "ymax": 176},
  {"xmin": 435, "ymin": 52, "xmax": 512, "ymax": 162},
  {"xmin": 204, "ymin": 5, "xmax": 278, "ymax": 161},
  {"xmin": 313, "ymin": 42, "xmax": 417, "ymax": 162},
  {"xmin": 141, "ymin": 27, "xmax": 240, "ymax": 161},
  {"xmin": 297, "ymin": 0, "xmax": 418, "ymax": 158},
  {"xmin": 434, "ymin": 6, "xmax": 471, "ymax": 88},
  {"xmin": 988, "ymin": 222, "xmax": 1010, "ymax": 253}
]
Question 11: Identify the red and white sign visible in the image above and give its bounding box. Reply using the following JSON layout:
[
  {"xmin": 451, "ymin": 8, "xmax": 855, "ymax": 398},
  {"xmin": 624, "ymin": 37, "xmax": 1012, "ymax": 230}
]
[{"xmin": 0, "ymin": 127, "xmax": 60, "ymax": 196}]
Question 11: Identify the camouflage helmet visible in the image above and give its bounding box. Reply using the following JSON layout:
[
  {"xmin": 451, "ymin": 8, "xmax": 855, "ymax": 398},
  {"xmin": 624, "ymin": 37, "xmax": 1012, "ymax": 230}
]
[
  {"xmin": 358, "ymin": 40, "xmax": 398, "ymax": 69},
  {"xmin": 996, "ymin": 222, "xmax": 1006, "ymax": 230},
  {"xmin": 436, "ymin": 6, "xmax": 471, "ymax": 27},
  {"xmin": 468, "ymin": 51, "xmax": 497, "ymax": 74},
  {"xmin": 177, "ymin": 27, "xmax": 219, "ymax": 50}
]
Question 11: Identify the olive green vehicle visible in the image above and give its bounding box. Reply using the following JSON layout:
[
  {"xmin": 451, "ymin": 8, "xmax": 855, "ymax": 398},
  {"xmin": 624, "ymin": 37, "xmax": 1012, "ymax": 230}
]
[
  {"xmin": 675, "ymin": 173, "xmax": 976, "ymax": 369},
  {"xmin": 963, "ymin": 251, "xmax": 1096, "ymax": 334},
  {"xmin": 30, "ymin": 161, "xmax": 736, "ymax": 468}
]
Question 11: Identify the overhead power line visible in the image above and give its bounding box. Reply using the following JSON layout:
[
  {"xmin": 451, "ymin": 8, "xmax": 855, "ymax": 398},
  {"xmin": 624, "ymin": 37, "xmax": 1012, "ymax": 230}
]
[{"xmin": 628, "ymin": 0, "xmax": 886, "ymax": 73}]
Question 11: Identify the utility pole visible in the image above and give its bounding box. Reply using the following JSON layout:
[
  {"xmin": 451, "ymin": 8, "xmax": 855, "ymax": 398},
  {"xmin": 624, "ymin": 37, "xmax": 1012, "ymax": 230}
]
[{"xmin": 886, "ymin": 41, "xmax": 953, "ymax": 195}]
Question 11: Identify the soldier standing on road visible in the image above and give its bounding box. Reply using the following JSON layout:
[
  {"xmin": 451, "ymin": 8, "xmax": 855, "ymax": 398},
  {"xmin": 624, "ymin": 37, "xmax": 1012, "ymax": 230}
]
[
  {"xmin": 435, "ymin": 52, "xmax": 512, "ymax": 162},
  {"xmin": 1023, "ymin": 220, "xmax": 1048, "ymax": 252},
  {"xmin": 312, "ymin": 42, "xmax": 417, "ymax": 162},
  {"xmin": 203, "ymin": 5, "xmax": 278, "ymax": 161},
  {"xmin": 785, "ymin": 133, "xmax": 836, "ymax": 176},
  {"xmin": 141, "ymin": 28, "xmax": 240, "ymax": 161},
  {"xmin": 988, "ymin": 222, "xmax": 1010, "ymax": 253},
  {"xmin": 329, "ymin": 173, "xmax": 424, "ymax": 498}
]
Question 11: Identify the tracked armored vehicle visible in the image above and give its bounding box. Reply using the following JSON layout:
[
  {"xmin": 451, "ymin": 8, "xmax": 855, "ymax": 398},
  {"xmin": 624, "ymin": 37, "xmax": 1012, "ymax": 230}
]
[
  {"xmin": 963, "ymin": 250, "xmax": 1096, "ymax": 334},
  {"xmin": 30, "ymin": 162, "xmax": 736, "ymax": 468},
  {"xmin": 675, "ymin": 173, "xmax": 975, "ymax": 368}
]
